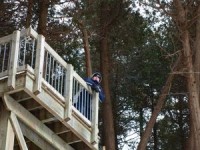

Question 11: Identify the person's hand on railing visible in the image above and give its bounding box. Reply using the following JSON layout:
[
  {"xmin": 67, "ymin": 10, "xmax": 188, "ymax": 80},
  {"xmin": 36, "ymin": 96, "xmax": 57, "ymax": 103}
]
[{"xmin": 91, "ymin": 84, "xmax": 101, "ymax": 93}]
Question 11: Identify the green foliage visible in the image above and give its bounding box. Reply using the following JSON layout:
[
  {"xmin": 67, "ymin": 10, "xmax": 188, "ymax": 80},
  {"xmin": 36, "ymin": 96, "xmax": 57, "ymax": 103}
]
[{"xmin": 0, "ymin": 0, "xmax": 190, "ymax": 149}]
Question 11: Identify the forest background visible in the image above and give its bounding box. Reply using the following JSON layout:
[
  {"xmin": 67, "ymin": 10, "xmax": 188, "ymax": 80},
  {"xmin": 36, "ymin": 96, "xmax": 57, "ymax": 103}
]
[{"xmin": 1, "ymin": 0, "xmax": 200, "ymax": 150}]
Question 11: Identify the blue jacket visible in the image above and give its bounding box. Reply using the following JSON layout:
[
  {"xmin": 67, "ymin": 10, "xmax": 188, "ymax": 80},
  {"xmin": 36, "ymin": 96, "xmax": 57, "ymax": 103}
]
[{"xmin": 84, "ymin": 78, "xmax": 105, "ymax": 102}]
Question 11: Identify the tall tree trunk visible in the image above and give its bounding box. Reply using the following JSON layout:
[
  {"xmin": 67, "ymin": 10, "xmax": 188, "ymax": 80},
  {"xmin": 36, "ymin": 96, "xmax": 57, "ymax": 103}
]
[
  {"xmin": 98, "ymin": 0, "xmax": 123, "ymax": 149},
  {"xmin": 100, "ymin": 30, "xmax": 116, "ymax": 150},
  {"xmin": 82, "ymin": 28, "xmax": 92, "ymax": 76},
  {"xmin": 25, "ymin": 0, "xmax": 34, "ymax": 28},
  {"xmin": 78, "ymin": 21, "xmax": 92, "ymax": 76},
  {"xmin": 189, "ymin": 4, "xmax": 200, "ymax": 150},
  {"xmin": 38, "ymin": 0, "xmax": 49, "ymax": 36},
  {"xmin": 173, "ymin": 0, "xmax": 200, "ymax": 149}
]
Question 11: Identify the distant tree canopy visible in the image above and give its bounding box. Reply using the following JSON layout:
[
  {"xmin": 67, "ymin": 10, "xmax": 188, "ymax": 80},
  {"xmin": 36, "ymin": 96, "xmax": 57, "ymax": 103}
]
[{"xmin": 0, "ymin": 0, "xmax": 194, "ymax": 150}]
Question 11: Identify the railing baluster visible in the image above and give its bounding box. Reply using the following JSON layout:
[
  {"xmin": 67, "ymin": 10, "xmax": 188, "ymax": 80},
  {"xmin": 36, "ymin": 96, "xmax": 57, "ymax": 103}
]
[
  {"xmin": 23, "ymin": 37, "xmax": 26, "ymax": 66},
  {"xmin": 60, "ymin": 67, "xmax": 64, "ymax": 95},
  {"xmin": 54, "ymin": 61, "xmax": 58, "ymax": 90},
  {"xmin": 58, "ymin": 65, "xmax": 61, "ymax": 93},
  {"xmin": 47, "ymin": 53, "xmax": 51, "ymax": 83},
  {"xmin": 0, "ymin": 46, "xmax": 2, "ymax": 72},
  {"xmin": 31, "ymin": 38, "xmax": 36, "ymax": 68},
  {"xmin": 2, "ymin": 44, "xmax": 7, "ymax": 72},
  {"xmin": 44, "ymin": 51, "xmax": 48, "ymax": 80}
]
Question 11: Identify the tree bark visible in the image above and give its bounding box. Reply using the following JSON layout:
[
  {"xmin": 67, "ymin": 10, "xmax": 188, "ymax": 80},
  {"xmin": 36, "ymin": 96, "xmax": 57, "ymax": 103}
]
[
  {"xmin": 25, "ymin": 0, "xmax": 34, "ymax": 28},
  {"xmin": 98, "ymin": 1, "xmax": 123, "ymax": 149},
  {"xmin": 78, "ymin": 21, "xmax": 92, "ymax": 76},
  {"xmin": 189, "ymin": 4, "xmax": 200, "ymax": 150},
  {"xmin": 38, "ymin": 0, "xmax": 49, "ymax": 36},
  {"xmin": 100, "ymin": 30, "xmax": 116, "ymax": 150},
  {"xmin": 137, "ymin": 56, "xmax": 181, "ymax": 150},
  {"xmin": 173, "ymin": 0, "xmax": 200, "ymax": 149}
]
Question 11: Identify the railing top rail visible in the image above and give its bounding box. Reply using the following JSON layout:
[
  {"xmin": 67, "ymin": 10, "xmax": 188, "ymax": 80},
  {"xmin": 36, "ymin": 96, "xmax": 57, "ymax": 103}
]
[
  {"xmin": 0, "ymin": 34, "xmax": 12, "ymax": 44},
  {"xmin": 20, "ymin": 27, "xmax": 68, "ymax": 69},
  {"xmin": 20, "ymin": 27, "xmax": 38, "ymax": 39},
  {"xmin": 44, "ymin": 42, "xmax": 68, "ymax": 69},
  {"xmin": 0, "ymin": 27, "xmax": 37, "ymax": 44},
  {"xmin": 73, "ymin": 71, "xmax": 93, "ymax": 94}
]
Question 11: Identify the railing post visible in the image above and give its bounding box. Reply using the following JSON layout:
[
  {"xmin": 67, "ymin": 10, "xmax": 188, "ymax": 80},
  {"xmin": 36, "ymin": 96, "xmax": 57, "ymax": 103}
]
[
  {"xmin": 91, "ymin": 91, "xmax": 99, "ymax": 146},
  {"xmin": 33, "ymin": 34, "xmax": 45, "ymax": 94},
  {"xmin": 64, "ymin": 64, "xmax": 74, "ymax": 120},
  {"xmin": 7, "ymin": 30, "xmax": 20, "ymax": 90}
]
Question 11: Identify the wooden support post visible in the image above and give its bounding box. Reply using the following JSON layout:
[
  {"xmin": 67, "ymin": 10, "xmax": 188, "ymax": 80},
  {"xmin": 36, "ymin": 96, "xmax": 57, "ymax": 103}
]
[
  {"xmin": 19, "ymin": 121, "xmax": 57, "ymax": 150},
  {"xmin": 64, "ymin": 64, "xmax": 74, "ymax": 120},
  {"xmin": 91, "ymin": 92, "xmax": 99, "ymax": 146},
  {"xmin": 8, "ymin": 30, "xmax": 20, "ymax": 90},
  {"xmin": 3, "ymin": 94, "xmax": 74, "ymax": 150},
  {"xmin": 10, "ymin": 112, "xmax": 28, "ymax": 150},
  {"xmin": 0, "ymin": 103, "xmax": 15, "ymax": 150},
  {"xmin": 34, "ymin": 34, "xmax": 45, "ymax": 95}
]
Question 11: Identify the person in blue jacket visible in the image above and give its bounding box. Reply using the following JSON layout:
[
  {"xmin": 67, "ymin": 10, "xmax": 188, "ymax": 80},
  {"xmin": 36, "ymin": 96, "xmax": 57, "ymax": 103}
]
[
  {"xmin": 73, "ymin": 72, "xmax": 105, "ymax": 121},
  {"xmin": 84, "ymin": 72, "xmax": 105, "ymax": 102}
]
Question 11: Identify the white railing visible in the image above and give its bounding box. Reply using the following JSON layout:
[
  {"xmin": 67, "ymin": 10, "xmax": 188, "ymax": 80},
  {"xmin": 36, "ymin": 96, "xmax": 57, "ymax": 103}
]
[
  {"xmin": 0, "ymin": 34, "xmax": 12, "ymax": 76},
  {"xmin": 0, "ymin": 42, "xmax": 10, "ymax": 73},
  {"xmin": 0, "ymin": 28, "xmax": 99, "ymax": 144},
  {"xmin": 72, "ymin": 73, "xmax": 93, "ymax": 121}
]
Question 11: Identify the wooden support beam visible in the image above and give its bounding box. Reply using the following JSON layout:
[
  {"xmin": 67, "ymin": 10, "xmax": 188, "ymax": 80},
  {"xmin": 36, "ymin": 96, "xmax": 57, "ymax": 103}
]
[
  {"xmin": 8, "ymin": 30, "xmax": 20, "ymax": 89},
  {"xmin": 64, "ymin": 64, "xmax": 74, "ymax": 120},
  {"xmin": 45, "ymin": 120, "xmax": 70, "ymax": 134},
  {"xmin": 19, "ymin": 120, "xmax": 57, "ymax": 150},
  {"xmin": 9, "ymin": 112, "xmax": 28, "ymax": 150},
  {"xmin": 42, "ymin": 117, "xmax": 57, "ymax": 123},
  {"xmin": 91, "ymin": 91, "xmax": 99, "ymax": 146},
  {"xmin": 24, "ymin": 74, "xmax": 64, "ymax": 120},
  {"xmin": 34, "ymin": 34, "xmax": 45, "ymax": 94},
  {"xmin": 3, "ymin": 94, "xmax": 75, "ymax": 150},
  {"xmin": 0, "ymin": 103, "xmax": 15, "ymax": 150},
  {"xmin": 59, "ymin": 131, "xmax": 81, "ymax": 144}
]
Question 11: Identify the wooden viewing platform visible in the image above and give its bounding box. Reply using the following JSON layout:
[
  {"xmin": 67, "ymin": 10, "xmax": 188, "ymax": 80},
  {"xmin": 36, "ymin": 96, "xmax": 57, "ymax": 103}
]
[{"xmin": 0, "ymin": 28, "xmax": 99, "ymax": 150}]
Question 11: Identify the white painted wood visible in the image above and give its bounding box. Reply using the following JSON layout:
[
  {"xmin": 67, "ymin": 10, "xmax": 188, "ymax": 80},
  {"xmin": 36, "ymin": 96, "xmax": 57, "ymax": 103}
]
[
  {"xmin": 20, "ymin": 27, "xmax": 38, "ymax": 39},
  {"xmin": 0, "ymin": 28, "xmax": 101, "ymax": 150},
  {"xmin": 7, "ymin": 30, "xmax": 20, "ymax": 89},
  {"xmin": 73, "ymin": 71, "xmax": 92, "ymax": 92},
  {"xmin": 91, "ymin": 91, "xmax": 99, "ymax": 146},
  {"xmin": 33, "ymin": 34, "xmax": 45, "ymax": 94},
  {"xmin": 0, "ymin": 104, "xmax": 14, "ymax": 150},
  {"xmin": 3, "ymin": 94, "xmax": 75, "ymax": 150},
  {"xmin": 44, "ymin": 42, "xmax": 68, "ymax": 68},
  {"xmin": 19, "ymin": 120, "xmax": 57, "ymax": 150},
  {"xmin": 0, "ymin": 70, "xmax": 8, "ymax": 80},
  {"xmin": 24, "ymin": 75, "xmax": 64, "ymax": 120},
  {"xmin": 42, "ymin": 78, "xmax": 65, "ymax": 103},
  {"xmin": 5, "ymin": 120, "xmax": 15, "ymax": 150},
  {"xmin": 64, "ymin": 64, "xmax": 74, "ymax": 120},
  {"xmin": 63, "ymin": 117, "xmax": 97, "ymax": 150},
  {"xmin": 9, "ymin": 112, "xmax": 28, "ymax": 150},
  {"xmin": 0, "ymin": 34, "xmax": 12, "ymax": 44},
  {"xmin": 41, "ymin": 117, "xmax": 57, "ymax": 123},
  {"xmin": 72, "ymin": 107, "xmax": 92, "ymax": 126}
]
